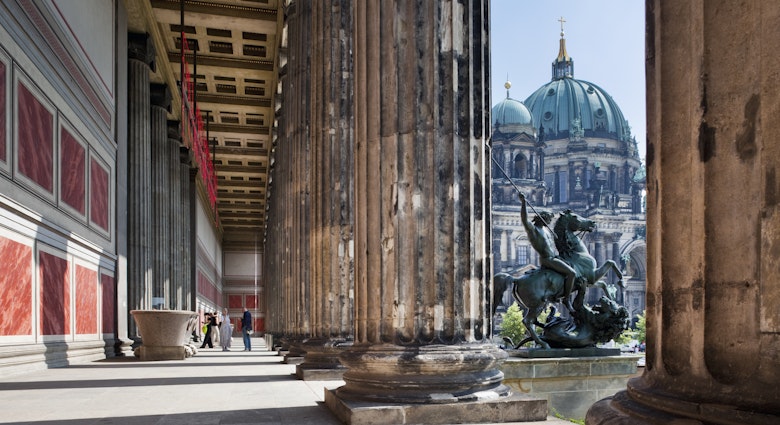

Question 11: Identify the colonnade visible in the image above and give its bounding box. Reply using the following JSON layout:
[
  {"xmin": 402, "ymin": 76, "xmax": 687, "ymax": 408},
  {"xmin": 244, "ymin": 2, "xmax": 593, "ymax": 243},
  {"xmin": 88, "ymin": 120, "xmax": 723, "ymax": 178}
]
[{"xmin": 126, "ymin": 33, "xmax": 194, "ymax": 341}]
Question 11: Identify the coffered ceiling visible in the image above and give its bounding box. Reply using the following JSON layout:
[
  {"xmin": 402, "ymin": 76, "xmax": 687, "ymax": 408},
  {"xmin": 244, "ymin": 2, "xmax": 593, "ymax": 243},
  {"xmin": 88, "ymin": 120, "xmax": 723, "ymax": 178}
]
[{"xmin": 125, "ymin": 0, "xmax": 282, "ymax": 252}]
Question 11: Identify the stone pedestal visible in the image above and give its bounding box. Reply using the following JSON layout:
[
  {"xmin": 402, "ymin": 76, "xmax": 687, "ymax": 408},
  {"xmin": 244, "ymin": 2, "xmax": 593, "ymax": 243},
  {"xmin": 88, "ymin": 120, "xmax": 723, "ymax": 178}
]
[
  {"xmin": 296, "ymin": 338, "xmax": 349, "ymax": 381},
  {"xmin": 130, "ymin": 310, "xmax": 196, "ymax": 361},
  {"xmin": 502, "ymin": 355, "xmax": 639, "ymax": 421}
]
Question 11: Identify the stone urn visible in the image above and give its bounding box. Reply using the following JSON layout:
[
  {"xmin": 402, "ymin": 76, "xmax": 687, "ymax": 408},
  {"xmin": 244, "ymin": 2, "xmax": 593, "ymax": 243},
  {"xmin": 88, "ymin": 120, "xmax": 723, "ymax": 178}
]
[{"xmin": 130, "ymin": 310, "xmax": 197, "ymax": 361}]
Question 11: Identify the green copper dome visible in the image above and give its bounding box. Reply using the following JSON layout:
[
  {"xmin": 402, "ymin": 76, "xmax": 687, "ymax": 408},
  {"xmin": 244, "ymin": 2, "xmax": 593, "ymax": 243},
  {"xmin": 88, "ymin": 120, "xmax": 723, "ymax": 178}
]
[
  {"xmin": 523, "ymin": 29, "xmax": 632, "ymax": 143},
  {"xmin": 491, "ymin": 96, "xmax": 534, "ymax": 127},
  {"xmin": 524, "ymin": 78, "xmax": 631, "ymax": 142}
]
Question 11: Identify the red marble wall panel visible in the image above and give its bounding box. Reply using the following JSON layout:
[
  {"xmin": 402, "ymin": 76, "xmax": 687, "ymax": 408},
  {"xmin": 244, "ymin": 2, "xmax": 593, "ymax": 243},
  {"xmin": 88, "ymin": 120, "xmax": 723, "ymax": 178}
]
[
  {"xmin": 245, "ymin": 295, "xmax": 257, "ymax": 309},
  {"xmin": 90, "ymin": 158, "xmax": 109, "ymax": 230},
  {"xmin": 39, "ymin": 251, "xmax": 70, "ymax": 335},
  {"xmin": 0, "ymin": 61, "xmax": 6, "ymax": 163},
  {"xmin": 197, "ymin": 271, "xmax": 219, "ymax": 305},
  {"xmin": 101, "ymin": 273, "xmax": 115, "ymax": 334},
  {"xmin": 17, "ymin": 82, "xmax": 53, "ymax": 193},
  {"xmin": 228, "ymin": 294, "xmax": 242, "ymax": 308},
  {"xmin": 75, "ymin": 265, "xmax": 97, "ymax": 334},
  {"xmin": 60, "ymin": 127, "xmax": 85, "ymax": 215},
  {"xmin": 0, "ymin": 236, "xmax": 32, "ymax": 336},
  {"xmin": 254, "ymin": 317, "xmax": 264, "ymax": 333}
]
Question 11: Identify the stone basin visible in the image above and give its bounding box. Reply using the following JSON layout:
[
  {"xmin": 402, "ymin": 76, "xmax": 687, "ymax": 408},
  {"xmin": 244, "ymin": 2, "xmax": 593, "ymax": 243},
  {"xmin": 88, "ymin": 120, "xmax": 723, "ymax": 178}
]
[{"xmin": 130, "ymin": 310, "xmax": 198, "ymax": 360}]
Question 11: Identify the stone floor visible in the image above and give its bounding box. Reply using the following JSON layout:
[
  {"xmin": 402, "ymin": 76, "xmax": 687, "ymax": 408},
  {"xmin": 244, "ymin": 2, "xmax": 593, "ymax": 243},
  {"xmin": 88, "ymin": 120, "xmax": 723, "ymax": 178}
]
[{"xmin": 0, "ymin": 338, "xmax": 573, "ymax": 425}]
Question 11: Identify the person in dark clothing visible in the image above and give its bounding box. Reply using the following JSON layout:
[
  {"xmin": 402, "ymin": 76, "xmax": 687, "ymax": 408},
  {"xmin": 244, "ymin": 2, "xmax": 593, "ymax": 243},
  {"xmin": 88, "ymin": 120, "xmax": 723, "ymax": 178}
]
[
  {"xmin": 199, "ymin": 312, "xmax": 217, "ymax": 348},
  {"xmin": 241, "ymin": 308, "xmax": 252, "ymax": 351}
]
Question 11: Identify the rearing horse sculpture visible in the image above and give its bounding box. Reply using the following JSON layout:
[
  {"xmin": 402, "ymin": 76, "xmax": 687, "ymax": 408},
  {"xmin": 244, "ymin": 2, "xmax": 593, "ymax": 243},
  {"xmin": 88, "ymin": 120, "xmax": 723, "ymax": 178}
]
[{"xmin": 494, "ymin": 210, "xmax": 624, "ymax": 349}]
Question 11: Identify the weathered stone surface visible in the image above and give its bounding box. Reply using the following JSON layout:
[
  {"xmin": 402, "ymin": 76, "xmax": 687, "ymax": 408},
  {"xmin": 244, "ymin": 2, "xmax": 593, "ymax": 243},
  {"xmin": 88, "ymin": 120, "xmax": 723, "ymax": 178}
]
[
  {"xmin": 587, "ymin": 2, "xmax": 780, "ymax": 423},
  {"xmin": 502, "ymin": 356, "xmax": 638, "ymax": 421},
  {"xmin": 130, "ymin": 310, "xmax": 197, "ymax": 361},
  {"xmin": 325, "ymin": 388, "xmax": 546, "ymax": 425}
]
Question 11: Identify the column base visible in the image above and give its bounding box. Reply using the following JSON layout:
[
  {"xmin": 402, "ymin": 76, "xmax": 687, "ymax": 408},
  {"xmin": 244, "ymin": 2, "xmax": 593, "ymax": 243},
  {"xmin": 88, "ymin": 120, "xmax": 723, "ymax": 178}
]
[
  {"xmin": 296, "ymin": 337, "xmax": 349, "ymax": 380},
  {"xmin": 283, "ymin": 355, "xmax": 305, "ymax": 364},
  {"xmin": 325, "ymin": 388, "xmax": 546, "ymax": 425},
  {"xmin": 586, "ymin": 380, "xmax": 780, "ymax": 425},
  {"xmin": 296, "ymin": 365, "xmax": 346, "ymax": 380}
]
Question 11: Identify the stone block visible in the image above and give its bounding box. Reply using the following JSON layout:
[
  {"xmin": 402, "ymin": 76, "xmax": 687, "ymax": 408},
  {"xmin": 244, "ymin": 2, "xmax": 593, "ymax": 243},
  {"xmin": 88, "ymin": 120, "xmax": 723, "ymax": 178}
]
[
  {"xmin": 296, "ymin": 366, "xmax": 346, "ymax": 381},
  {"xmin": 534, "ymin": 360, "xmax": 590, "ymax": 378},
  {"xmin": 324, "ymin": 388, "xmax": 546, "ymax": 425},
  {"xmin": 532, "ymin": 377, "xmax": 587, "ymax": 393},
  {"xmin": 499, "ymin": 355, "xmax": 638, "ymax": 421},
  {"xmin": 549, "ymin": 390, "xmax": 600, "ymax": 421}
]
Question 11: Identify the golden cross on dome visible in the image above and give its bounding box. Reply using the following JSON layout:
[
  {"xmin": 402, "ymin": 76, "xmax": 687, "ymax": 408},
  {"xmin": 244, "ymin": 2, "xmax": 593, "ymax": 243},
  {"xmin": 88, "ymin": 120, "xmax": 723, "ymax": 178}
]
[{"xmin": 558, "ymin": 16, "xmax": 566, "ymax": 34}]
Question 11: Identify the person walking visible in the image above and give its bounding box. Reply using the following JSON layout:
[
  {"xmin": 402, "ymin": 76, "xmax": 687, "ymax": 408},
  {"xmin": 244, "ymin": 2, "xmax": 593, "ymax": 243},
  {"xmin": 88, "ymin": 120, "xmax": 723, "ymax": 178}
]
[
  {"xmin": 241, "ymin": 307, "xmax": 252, "ymax": 351},
  {"xmin": 199, "ymin": 312, "xmax": 217, "ymax": 348},
  {"xmin": 219, "ymin": 308, "xmax": 232, "ymax": 351}
]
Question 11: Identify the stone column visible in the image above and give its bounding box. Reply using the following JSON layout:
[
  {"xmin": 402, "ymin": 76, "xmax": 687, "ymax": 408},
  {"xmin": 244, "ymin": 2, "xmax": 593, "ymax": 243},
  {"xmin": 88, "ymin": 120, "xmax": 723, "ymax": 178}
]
[
  {"xmin": 150, "ymin": 84, "xmax": 171, "ymax": 310},
  {"xmin": 266, "ymin": 1, "xmax": 311, "ymax": 360},
  {"xmin": 178, "ymin": 145, "xmax": 194, "ymax": 311},
  {"xmin": 326, "ymin": 2, "xmax": 545, "ymax": 424},
  {"xmin": 167, "ymin": 121, "xmax": 184, "ymax": 310},
  {"xmin": 587, "ymin": 2, "xmax": 780, "ymax": 424},
  {"xmin": 127, "ymin": 33, "xmax": 155, "ymax": 339},
  {"xmin": 297, "ymin": 0, "xmax": 354, "ymax": 381}
]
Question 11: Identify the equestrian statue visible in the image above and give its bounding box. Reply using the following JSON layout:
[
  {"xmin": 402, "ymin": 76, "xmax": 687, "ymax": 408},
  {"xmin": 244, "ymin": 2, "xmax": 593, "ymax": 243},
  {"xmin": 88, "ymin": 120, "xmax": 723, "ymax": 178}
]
[{"xmin": 494, "ymin": 193, "xmax": 629, "ymax": 349}]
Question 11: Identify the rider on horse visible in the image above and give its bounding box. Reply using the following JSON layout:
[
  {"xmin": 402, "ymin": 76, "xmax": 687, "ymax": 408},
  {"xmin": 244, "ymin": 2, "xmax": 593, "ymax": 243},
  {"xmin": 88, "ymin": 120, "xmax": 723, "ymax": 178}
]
[{"xmin": 519, "ymin": 193, "xmax": 578, "ymax": 312}]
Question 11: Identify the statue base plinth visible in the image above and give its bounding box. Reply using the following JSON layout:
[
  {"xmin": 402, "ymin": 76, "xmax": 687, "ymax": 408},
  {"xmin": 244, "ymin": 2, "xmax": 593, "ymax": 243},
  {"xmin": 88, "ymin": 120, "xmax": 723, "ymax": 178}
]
[
  {"xmin": 501, "ymin": 355, "xmax": 639, "ymax": 421},
  {"xmin": 508, "ymin": 347, "xmax": 621, "ymax": 358}
]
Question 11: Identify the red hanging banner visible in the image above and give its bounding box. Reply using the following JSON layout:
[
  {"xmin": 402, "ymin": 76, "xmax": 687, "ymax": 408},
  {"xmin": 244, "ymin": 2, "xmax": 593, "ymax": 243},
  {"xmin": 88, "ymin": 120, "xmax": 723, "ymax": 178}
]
[{"xmin": 180, "ymin": 33, "xmax": 218, "ymax": 222}]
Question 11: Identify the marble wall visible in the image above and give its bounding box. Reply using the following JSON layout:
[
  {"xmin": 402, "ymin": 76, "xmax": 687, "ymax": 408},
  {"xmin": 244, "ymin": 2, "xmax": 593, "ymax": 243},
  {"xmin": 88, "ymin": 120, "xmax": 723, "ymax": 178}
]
[
  {"xmin": 101, "ymin": 273, "xmax": 115, "ymax": 335},
  {"xmin": 17, "ymin": 80, "xmax": 54, "ymax": 193},
  {"xmin": 39, "ymin": 250, "xmax": 70, "ymax": 336},
  {"xmin": 0, "ymin": 60, "xmax": 5, "ymax": 163},
  {"xmin": 90, "ymin": 158, "xmax": 109, "ymax": 231},
  {"xmin": 0, "ymin": 235, "xmax": 32, "ymax": 336},
  {"xmin": 60, "ymin": 126, "xmax": 86, "ymax": 215}
]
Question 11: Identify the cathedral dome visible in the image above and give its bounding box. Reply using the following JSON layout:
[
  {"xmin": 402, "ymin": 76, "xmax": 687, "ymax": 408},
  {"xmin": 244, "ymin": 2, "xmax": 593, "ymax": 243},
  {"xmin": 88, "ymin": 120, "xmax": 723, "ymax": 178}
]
[
  {"xmin": 492, "ymin": 95, "xmax": 533, "ymax": 127},
  {"xmin": 524, "ymin": 78, "xmax": 632, "ymax": 142},
  {"xmin": 523, "ymin": 27, "xmax": 633, "ymax": 143}
]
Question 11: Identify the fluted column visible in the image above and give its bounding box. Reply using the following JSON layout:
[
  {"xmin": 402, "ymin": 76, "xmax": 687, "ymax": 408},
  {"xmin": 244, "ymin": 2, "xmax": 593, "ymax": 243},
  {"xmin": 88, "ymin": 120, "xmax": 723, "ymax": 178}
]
[
  {"xmin": 275, "ymin": 1, "xmax": 311, "ymax": 358},
  {"xmin": 127, "ymin": 33, "xmax": 155, "ymax": 338},
  {"xmin": 167, "ymin": 121, "xmax": 185, "ymax": 310},
  {"xmin": 150, "ymin": 84, "xmax": 171, "ymax": 310},
  {"xmin": 329, "ymin": 2, "xmax": 529, "ymax": 414},
  {"xmin": 587, "ymin": 2, "xmax": 780, "ymax": 424},
  {"xmin": 178, "ymin": 146, "xmax": 194, "ymax": 310},
  {"xmin": 297, "ymin": 0, "xmax": 354, "ymax": 380}
]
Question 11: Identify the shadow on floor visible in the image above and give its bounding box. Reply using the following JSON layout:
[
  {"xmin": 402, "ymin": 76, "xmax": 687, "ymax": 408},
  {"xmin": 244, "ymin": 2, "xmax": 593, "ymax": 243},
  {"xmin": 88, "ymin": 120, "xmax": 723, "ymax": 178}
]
[{"xmin": 1, "ymin": 404, "xmax": 343, "ymax": 425}]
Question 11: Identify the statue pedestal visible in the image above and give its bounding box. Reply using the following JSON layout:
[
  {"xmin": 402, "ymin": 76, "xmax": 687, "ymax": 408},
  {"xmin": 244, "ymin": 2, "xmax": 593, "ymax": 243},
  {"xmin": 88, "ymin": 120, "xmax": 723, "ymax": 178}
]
[
  {"xmin": 130, "ymin": 310, "xmax": 197, "ymax": 361},
  {"xmin": 500, "ymin": 355, "xmax": 640, "ymax": 421},
  {"xmin": 509, "ymin": 347, "xmax": 621, "ymax": 358}
]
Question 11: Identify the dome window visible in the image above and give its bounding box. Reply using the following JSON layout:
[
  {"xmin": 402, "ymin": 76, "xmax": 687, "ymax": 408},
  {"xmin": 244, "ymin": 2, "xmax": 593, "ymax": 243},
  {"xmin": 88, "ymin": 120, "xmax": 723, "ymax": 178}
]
[
  {"xmin": 547, "ymin": 88, "xmax": 556, "ymax": 96},
  {"xmin": 544, "ymin": 111, "xmax": 553, "ymax": 121},
  {"xmin": 587, "ymin": 86, "xmax": 595, "ymax": 94},
  {"xmin": 596, "ymin": 108, "xmax": 604, "ymax": 117}
]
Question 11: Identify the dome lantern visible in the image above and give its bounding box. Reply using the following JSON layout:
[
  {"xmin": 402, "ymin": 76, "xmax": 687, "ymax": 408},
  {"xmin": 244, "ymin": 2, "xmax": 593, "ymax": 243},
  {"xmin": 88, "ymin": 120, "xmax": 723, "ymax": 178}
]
[{"xmin": 552, "ymin": 16, "xmax": 574, "ymax": 80}]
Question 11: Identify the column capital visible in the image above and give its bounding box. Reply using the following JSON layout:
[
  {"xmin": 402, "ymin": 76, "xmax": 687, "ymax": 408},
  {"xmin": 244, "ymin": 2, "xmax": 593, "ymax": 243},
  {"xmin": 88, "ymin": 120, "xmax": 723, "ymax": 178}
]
[
  {"xmin": 150, "ymin": 83, "xmax": 171, "ymax": 112},
  {"xmin": 167, "ymin": 120, "xmax": 181, "ymax": 144},
  {"xmin": 128, "ymin": 33, "xmax": 156, "ymax": 71}
]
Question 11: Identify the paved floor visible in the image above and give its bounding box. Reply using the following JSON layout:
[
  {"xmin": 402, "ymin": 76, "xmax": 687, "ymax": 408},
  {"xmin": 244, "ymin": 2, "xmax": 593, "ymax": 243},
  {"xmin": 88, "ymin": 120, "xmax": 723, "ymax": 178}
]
[{"xmin": 0, "ymin": 338, "xmax": 572, "ymax": 425}]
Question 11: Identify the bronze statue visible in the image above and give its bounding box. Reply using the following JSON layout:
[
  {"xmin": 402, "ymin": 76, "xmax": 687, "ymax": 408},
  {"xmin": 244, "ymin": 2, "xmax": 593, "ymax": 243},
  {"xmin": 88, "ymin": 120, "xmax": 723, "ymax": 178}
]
[
  {"xmin": 506, "ymin": 298, "xmax": 630, "ymax": 349},
  {"xmin": 520, "ymin": 193, "xmax": 578, "ymax": 312},
  {"xmin": 494, "ymin": 200, "xmax": 626, "ymax": 349}
]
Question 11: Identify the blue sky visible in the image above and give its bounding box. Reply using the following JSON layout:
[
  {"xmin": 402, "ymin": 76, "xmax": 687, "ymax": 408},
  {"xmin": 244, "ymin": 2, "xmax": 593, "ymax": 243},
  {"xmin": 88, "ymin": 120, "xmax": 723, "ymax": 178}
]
[{"xmin": 490, "ymin": 0, "xmax": 646, "ymax": 159}]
